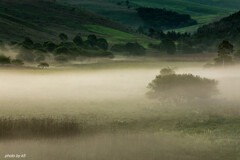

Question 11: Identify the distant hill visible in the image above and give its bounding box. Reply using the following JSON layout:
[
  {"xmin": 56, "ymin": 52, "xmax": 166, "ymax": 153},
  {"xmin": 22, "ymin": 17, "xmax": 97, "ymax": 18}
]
[
  {"xmin": 0, "ymin": 0, "xmax": 131, "ymax": 42},
  {"xmin": 61, "ymin": 0, "xmax": 235, "ymax": 32},
  {"xmin": 193, "ymin": 11, "xmax": 240, "ymax": 46}
]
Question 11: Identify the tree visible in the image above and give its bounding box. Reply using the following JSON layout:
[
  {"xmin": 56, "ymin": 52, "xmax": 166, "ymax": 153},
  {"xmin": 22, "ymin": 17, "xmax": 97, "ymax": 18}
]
[
  {"xmin": 73, "ymin": 34, "xmax": 83, "ymax": 46},
  {"xmin": 38, "ymin": 62, "xmax": 49, "ymax": 69},
  {"xmin": 147, "ymin": 68, "xmax": 218, "ymax": 101},
  {"xmin": 216, "ymin": 40, "xmax": 233, "ymax": 66},
  {"xmin": 59, "ymin": 33, "xmax": 68, "ymax": 42},
  {"xmin": 96, "ymin": 38, "xmax": 108, "ymax": 50},
  {"xmin": 87, "ymin": 34, "xmax": 97, "ymax": 46},
  {"xmin": 54, "ymin": 46, "xmax": 69, "ymax": 55},
  {"xmin": 160, "ymin": 39, "xmax": 176, "ymax": 54},
  {"xmin": 22, "ymin": 37, "xmax": 34, "ymax": 49},
  {"xmin": 0, "ymin": 55, "xmax": 11, "ymax": 64},
  {"xmin": 44, "ymin": 41, "xmax": 58, "ymax": 52}
]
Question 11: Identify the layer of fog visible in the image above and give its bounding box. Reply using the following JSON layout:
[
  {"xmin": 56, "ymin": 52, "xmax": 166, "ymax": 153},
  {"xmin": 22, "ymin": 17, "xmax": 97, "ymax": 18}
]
[{"xmin": 0, "ymin": 66, "xmax": 239, "ymax": 102}]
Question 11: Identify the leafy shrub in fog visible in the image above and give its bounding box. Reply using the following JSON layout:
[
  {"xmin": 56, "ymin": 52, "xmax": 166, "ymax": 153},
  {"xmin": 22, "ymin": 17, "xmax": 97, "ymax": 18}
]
[
  {"xmin": 0, "ymin": 55, "xmax": 11, "ymax": 64},
  {"xmin": 147, "ymin": 68, "xmax": 218, "ymax": 100}
]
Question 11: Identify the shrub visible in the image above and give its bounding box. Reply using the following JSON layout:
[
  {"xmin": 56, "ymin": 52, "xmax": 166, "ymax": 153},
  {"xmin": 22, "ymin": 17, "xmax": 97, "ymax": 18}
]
[
  {"xmin": 111, "ymin": 44, "xmax": 126, "ymax": 52},
  {"xmin": 59, "ymin": 33, "xmax": 68, "ymax": 41},
  {"xmin": 38, "ymin": 62, "xmax": 49, "ymax": 68},
  {"xmin": 160, "ymin": 39, "xmax": 176, "ymax": 54},
  {"xmin": 111, "ymin": 42, "xmax": 145, "ymax": 55},
  {"xmin": 125, "ymin": 42, "xmax": 146, "ymax": 55},
  {"xmin": 96, "ymin": 38, "xmax": 108, "ymax": 50},
  {"xmin": 0, "ymin": 55, "xmax": 11, "ymax": 64},
  {"xmin": 22, "ymin": 37, "xmax": 34, "ymax": 49},
  {"xmin": 147, "ymin": 69, "xmax": 218, "ymax": 100},
  {"xmin": 11, "ymin": 59, "xmax": 24, "ymax": 66},
  {"xmin": 73, "ymin": 34, "xmax": 83, "ymax": 46},
  {"xmin": 44, "ymin": 41, "xmax": 58, "ymax": 52}
]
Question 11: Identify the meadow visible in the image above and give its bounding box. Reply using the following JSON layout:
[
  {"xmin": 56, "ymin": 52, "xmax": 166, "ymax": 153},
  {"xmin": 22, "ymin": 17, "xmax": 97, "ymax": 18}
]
[{"xmin": 0, "ymin": 59, "xmax": 240, "ymax": 160}]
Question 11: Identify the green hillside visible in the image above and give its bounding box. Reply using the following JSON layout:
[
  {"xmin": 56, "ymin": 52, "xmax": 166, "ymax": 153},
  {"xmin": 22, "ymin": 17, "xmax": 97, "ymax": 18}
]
[
  {"xmin": 61, "ymin": 0, "xmax": 236, "ymax": 32},
  {"xmin": 0, "ymin": 0, "xmax": 132, "ymax": 42}
]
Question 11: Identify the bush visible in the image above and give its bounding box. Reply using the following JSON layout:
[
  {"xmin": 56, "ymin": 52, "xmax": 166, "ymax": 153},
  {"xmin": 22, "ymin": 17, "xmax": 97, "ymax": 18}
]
[
  {"xmin": 38, "ymin": 62, "xmax": 49, "ymax": 68},
  {"xmin": 125, "ymin": 42, "xmax": 146, "ymax": 55},
  {"xmin": 111, "ymin": 42, "xmax": 146, "ymax": 55},
  {"xmin": 73, "ymin": 34, "xmax": 83, "ymax": 46},
  {"xmin": 44, "ymin": 41, "xmax": 58, "ymax": 52},
  {"xmin": 0, "ymin": 55, "xmax": 11, "ymax": 64},
  {"xmin": 111, "ymin": 44, "xmax": 126, "ymax": 52},
  {"xmin": 147, "ymin": 68, "xmax": 218, "ymax": 100},
  {"xmin": 96, "ymin": 38, "xmax": 108, "ymax": 50},
  {"xmin": 11, "ymin": 59, "xmax": 24, "ymax": 66},
  {"xmin": 160, "ymin": 39, "xmax": 176, "ymax": 54}
]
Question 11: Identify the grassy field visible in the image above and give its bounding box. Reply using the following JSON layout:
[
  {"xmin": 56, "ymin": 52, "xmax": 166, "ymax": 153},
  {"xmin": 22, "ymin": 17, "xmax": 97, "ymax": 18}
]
[{"xmin": 0, "ymin": 60, "xmax": 240, "ymax": 159}]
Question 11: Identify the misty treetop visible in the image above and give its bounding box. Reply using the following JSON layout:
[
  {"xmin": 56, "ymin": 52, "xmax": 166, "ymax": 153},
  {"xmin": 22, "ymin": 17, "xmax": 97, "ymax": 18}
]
[{"xmin": 147, "ymin": 68, "xmax": 218, "ymax": 101}]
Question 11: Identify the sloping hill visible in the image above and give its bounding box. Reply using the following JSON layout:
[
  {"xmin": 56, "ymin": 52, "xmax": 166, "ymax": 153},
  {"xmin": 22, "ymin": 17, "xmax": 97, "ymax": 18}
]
[
  {"xmin": 193, "ymin": 11, "xmax": 240, "ymax": 46},
  {"xmin": 61, "ymin": 0, "xmax": 235, "ymax": 32},
  {"xmin": 0, "ymin": 0, "xmax": 131, "ymax": 41}
]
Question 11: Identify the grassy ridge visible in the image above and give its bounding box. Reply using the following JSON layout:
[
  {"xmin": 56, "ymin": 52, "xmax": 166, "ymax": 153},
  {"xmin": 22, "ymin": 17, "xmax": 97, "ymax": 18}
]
[
  {"xmin": 0, "ymin": 0, "xmax": 131, "ymax": 42},
  {"xmin": 62, "ymin": 0, "xmax": 235, "ymax": 32}
]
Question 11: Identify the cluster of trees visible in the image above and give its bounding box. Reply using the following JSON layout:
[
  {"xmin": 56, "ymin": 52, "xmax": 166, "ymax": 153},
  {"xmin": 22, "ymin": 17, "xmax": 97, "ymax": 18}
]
[
  {"xmin": 149, "ymin": 38, "xmax": 202, "ymax": 55},
  {"xmin": 140, "ymin": 28, "xmax": 191, "ymax": 41},
  {"xmin": 116, "ymin": 0, "xmax": 133, "ymax": 9},
  {"xmin": 0, "ymin": 55, "xmax": 24, "ymax": 66},
  {"xmin": 147, "ymin": 68, "xmax": 218, "ymax": 101},
  {"xmin": 10, "ymin": 33, "xmax": 113, "ymax": 63},
  {"xmin": 214, "ymin": 40, "xmax": 240, "ymax": 66},
  {"xmin": 111, "ymin": 42, "xmax": 146, "ymax": 55},
  {"xmin": 193, "ymin": 11, "xmax": 240, "ymax": 48},
  {"xmin": 137, "ymin": 8, "xmax": 197, "ymax": 30}
]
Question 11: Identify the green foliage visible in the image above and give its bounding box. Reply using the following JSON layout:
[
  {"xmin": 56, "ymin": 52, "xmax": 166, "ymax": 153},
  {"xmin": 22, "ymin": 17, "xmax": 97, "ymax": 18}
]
[
  {"xmin": 111, "ymin": 42, "xmax": 145, "ymax": 55},
  {"xmin": 137, "ymin": 8, "xmax": 197, "ymax": 30},
  {"xmin": 160, "ymin": 39, "xmax": 176, "ymax": 54},
  {"xmin": 54, "ymin": 46, "xmax": 69, "ymax": 55},
  {"xmin": 147, "ymin": 70, "xmax": 218, "ymax": 100},
  {"xmin": 22, "ymin": 37, "xmax": 34, "ymax": 49},
  {"xmin": 193, "ymin": 11, "xmax": 240, "ymax": 47},
  {"xmin": 38, "ymin": 62, "xmax": 49, "ymax": 68},
  {"xmin": 96, "ymin": 38, "xmax": 108, "ymax": 51},
  {"xmin": 0, "ymin": 55, "xmax": 11, "ymax": 64},
  {"xmin": 44, "ymin": 41, "xmax": 58, "ymax": 52},
  {"xmin": 59, "ymin": 33, "xmax": 68, "ymax": 42},
  {"xmin": 73, "ymin": 34, "xmax": 83, "ymax": 46},
  {"xmin": 215, "ymin": 40, "xmax": 233, "ymax": 65}
]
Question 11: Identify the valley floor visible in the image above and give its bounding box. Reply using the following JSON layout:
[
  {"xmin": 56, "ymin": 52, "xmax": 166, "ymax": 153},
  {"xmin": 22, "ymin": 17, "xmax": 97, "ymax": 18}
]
[{"xmin": 0, "ymin": 59, "xmax": 240, "ymax": 160}]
